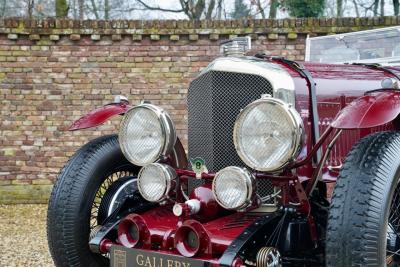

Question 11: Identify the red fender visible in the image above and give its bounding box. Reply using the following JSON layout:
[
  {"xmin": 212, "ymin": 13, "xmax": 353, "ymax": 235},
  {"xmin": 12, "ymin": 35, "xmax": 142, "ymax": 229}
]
[
  {"xmin": 69, "ymin": 102, "xmax": 131, "ymax": 131},
  {"xmin": 331, "ymin": 91, "xmax": 400, "ymax": 129},
  {"xmin": 68, "ymin": 100, "xmax": 188, "ymax": 169}
]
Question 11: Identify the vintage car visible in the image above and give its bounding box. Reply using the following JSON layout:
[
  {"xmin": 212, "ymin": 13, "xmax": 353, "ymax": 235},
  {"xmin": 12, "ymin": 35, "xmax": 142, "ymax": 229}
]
[{"xmin": 48, "ymin": 26, "xmax": 400, "ymax": 267}]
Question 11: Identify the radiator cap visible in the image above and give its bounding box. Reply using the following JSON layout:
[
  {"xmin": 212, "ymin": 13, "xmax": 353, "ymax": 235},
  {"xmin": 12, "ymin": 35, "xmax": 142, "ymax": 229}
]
[{"xmin": 220, "ymin": 36, "xmax": 251, "ymax": 57}]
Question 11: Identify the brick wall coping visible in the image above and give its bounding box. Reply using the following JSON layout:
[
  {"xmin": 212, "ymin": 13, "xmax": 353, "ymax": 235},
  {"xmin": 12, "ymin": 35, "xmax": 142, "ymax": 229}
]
[{"xmin": 0, "ymin": 17, "xmax": 399, "ymax": 41}]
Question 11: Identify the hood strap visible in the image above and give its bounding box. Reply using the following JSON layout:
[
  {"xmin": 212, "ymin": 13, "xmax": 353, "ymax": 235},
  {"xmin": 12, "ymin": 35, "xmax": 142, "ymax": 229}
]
[{"xmin": 256, "ymin": 54, "xmax": 321, "ymax": 164}]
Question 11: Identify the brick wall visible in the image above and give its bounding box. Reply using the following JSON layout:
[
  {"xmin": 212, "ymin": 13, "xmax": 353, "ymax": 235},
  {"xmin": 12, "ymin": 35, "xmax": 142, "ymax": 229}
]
[{"xmin": 1, "ymin": 17, "xmax": 400, "ymax": 203}]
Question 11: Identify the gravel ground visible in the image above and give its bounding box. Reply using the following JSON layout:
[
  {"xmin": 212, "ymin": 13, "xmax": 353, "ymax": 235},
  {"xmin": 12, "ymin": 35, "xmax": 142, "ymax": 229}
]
[{"xmin": 0, "ymin": 204, "xmax": 54, "ymax": 267}]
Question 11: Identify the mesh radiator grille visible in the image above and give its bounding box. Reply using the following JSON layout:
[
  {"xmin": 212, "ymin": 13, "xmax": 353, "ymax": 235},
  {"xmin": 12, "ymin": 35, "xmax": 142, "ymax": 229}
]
[{"xmin": 187, "ymin": 70, "xmax": 274, "ymax": 197}]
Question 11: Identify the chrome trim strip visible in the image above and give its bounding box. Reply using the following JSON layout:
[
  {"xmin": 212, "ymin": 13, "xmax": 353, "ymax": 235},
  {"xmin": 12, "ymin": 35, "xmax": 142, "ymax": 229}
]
[{"xmin": 198, "ymin": 56, "xmax": 295, "ymax": 105}]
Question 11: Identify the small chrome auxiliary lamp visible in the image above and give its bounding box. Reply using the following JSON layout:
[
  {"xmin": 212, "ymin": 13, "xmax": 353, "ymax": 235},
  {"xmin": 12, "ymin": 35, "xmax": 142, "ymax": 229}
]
[{"xmin": 220, "ymin": 36, "xmax": 251, "ymax": 57}]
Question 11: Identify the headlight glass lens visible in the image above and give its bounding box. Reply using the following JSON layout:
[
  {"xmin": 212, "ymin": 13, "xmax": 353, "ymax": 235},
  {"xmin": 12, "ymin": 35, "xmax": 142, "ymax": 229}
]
[
  {"xmin": 233, "ymin": 98, "xmax": 303, "ymax": 172},
  {"xmin": 212, "ymin": 166, "xmax": 255, "ymax": 210},
  {"xmin": 137, "ymin": 163, "xmax": 176, "ymax": 202},
  {"xmin": 119, "ymin": 104, "xmax": 176, "ymax": 166}
]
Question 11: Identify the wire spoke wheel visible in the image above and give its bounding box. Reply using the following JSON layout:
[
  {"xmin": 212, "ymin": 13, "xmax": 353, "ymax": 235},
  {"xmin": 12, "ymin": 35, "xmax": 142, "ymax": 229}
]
[
  {"xmin": 87, "ymin": 170, "xmax": 136, "ymax": 260},
  {"xmin": 387, "ymin": 184, "xmax": 400, "ymax": 266},
  {"xmin": 90, "ymin": 170, "xmax": 135, "ymax": 231},
  {"xmin": 48, "ymin": 135, "xmax": 141, "ymax": 267}
]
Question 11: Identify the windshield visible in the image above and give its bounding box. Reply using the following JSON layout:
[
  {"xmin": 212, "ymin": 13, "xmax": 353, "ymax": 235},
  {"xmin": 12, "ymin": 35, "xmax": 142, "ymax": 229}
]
[{"xmin": 306, "ymin": 26, "xmax": 400, "ymax": 66}]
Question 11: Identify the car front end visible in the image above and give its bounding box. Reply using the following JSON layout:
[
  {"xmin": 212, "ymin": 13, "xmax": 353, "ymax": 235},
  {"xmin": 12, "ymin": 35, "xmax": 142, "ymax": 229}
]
[{"xmin": 48, "ymin": 30, "xmax": 400, "ymax": 267}]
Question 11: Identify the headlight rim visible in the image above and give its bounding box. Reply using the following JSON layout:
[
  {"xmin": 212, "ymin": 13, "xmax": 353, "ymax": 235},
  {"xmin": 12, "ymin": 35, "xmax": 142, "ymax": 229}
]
[
  {"xmin": 119, "ymin": 103, "xmax": 177, "ymax": 166},
  {"xmin": 233, "ymin": 97, "xmax": 304, "ymax": 173},
  {"xmin": 212, "ymin": 166, "xmax": 256, "ymax": 210},
  {"xmin": 137, "ymin": 163, "xmax": 177, "ymax": 202}
]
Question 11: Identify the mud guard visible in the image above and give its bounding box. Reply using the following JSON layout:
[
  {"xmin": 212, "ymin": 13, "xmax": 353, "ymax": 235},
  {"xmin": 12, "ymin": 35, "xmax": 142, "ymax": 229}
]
[
  {"xmin": 69, "ymin": 101, "xmax": 131, "ymax": 131},
  {"xmin": 331, "ymin": 91, "xmax": 400, "ymax": 129},
  {"xmin": 219, "ymin": 212, "xmax": 283, "ymax": 266}
]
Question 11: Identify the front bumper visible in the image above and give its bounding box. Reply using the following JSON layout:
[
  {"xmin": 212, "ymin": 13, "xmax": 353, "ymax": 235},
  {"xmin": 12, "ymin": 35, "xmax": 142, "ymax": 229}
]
[
  {"xmin": 91, "ymin": 206, "xmax": 285, "ymax": 267},
  {"xmin": 110, "ymin": 245, "xmax": 213, "ymax": 267}
]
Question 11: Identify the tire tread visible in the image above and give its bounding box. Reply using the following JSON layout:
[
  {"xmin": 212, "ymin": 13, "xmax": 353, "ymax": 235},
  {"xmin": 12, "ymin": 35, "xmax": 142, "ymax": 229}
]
[
  {"xmin": 47, "ymin": 135, "xmax": 134, "ymax": 267},
  {"xmin": 326, "ymin": 131, "xmax": 400, "ymax": 267}
]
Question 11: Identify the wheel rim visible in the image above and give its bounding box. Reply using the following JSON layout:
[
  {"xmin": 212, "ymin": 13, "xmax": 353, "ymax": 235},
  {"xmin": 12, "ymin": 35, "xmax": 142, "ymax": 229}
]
[
  {"xmin": 90, "ymin": 170, "xmax": 135, "ymax": 231},
  {"xmin": 387, "ymin": 184, "xmax": 400, "ymax": 266}
]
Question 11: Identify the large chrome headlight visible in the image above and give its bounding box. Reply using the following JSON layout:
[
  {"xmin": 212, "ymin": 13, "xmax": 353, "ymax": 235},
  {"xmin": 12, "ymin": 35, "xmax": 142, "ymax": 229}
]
[
  {"xmin": 233, "ymin": 97, "xmax": 303, "ymax": 172},
  {"xmin": 212, "ymin": 166, "xmax": 256, "ymax": 210},
  {"xmin": 119, "ymin": 104, "xmax": 176, "ymax": 166},
  {"xmin": 137, "ymin": 163, "xmax": 176, "ymax": 202}
]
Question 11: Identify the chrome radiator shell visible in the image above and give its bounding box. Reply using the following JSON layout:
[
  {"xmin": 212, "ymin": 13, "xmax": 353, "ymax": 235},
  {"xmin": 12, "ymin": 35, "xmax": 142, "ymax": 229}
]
[{"xmin": 187, "ymin": 57, "xmax": 295, "ymax": 197}]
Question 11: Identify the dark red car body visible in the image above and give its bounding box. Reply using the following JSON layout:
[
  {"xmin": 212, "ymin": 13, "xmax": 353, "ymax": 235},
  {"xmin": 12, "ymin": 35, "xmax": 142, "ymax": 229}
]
[
  {"xmin": 71, "ymin": 58, "xmax": 400, "ymax": 266},
  {"xmin": 73, "ymin": 61, "xmax": 400, "ymax": 180}
]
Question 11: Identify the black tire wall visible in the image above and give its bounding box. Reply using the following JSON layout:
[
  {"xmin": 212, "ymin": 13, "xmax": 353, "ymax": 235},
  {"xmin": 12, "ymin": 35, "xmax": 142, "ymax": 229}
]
[
  {"xmin": 326, "ymin": 132, "xmax": 400, "ymax": 266},
  {"xmin": 47, "ymin": 135, "xmax": 138, "ymax": 267}
]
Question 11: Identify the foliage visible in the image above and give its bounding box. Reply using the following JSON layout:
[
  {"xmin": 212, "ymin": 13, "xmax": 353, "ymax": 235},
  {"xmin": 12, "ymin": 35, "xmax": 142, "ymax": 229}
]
[
  {"xmin": 0, "ymin": 0, "xmax": 399, "ymax": 19},
  {"xmin": 135, "ymin": 0, "xmax": 224, "ymax": 20},
  {"xmin": 394, "ymin": 0, "xmax": 399, "ymax": 15},
  {"xmin": 283, "ymin": 0, "xmax": 326, "ymax": 17},
  {"xmin": 230, "ymin": 0, "xmax": 251, "ymax": 18},
  {"xmin": 55, "ymin": 0, "xmax": 69, "ymax": 17},
  {"xmin": 269, "ymin": 0, "xmax": 279, "ymax": 18}
]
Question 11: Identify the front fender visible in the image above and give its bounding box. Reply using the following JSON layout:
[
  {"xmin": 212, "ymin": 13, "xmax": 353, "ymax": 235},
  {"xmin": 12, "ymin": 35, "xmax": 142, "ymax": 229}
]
[
  {"xmin": 69, "ymin": 99, "xmax": 188, "ymax": 168},
  {"xmin": 331, "ymin": 91, "xmax": 400, "ymax": 129},
  {"xmin": 69, "ymin": 101, "xmax": 131, "ymax": 131}
]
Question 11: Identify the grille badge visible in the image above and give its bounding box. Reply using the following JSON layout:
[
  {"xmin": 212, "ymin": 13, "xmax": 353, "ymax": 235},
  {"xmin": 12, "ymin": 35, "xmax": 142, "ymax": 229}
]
[{"xmin": 190, "ymin": 158, "xmax": 208, "ymax": 179}]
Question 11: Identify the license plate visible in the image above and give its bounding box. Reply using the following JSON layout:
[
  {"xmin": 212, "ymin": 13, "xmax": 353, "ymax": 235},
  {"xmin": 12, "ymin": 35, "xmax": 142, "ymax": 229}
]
[{"xmin": 110, "ymin": 245, "xmax": 210, "ymax": 267}]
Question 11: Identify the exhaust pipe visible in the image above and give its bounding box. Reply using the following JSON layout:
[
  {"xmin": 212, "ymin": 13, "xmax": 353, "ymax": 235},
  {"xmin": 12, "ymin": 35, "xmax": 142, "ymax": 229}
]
[
  {"xmin": 174, "ymin": 220, "xmax": 211, "ymax": 257},
  {"xmin": 117, "ymin": 214, "xmax": 150, "ymax": 248}
]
